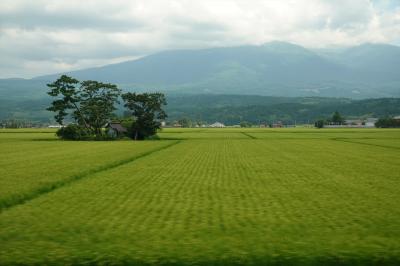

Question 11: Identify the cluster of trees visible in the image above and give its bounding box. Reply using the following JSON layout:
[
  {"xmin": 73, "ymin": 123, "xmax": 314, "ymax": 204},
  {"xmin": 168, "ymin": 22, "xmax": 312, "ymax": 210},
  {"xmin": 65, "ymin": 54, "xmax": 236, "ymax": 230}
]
[
  {"xmin": 375, "ymin": 117, "xmax": 400, "ymax": 128},
  {"xmin": 3, "ymin": 92, "xmax": 400, "ymax": 124},
  {"xmin": 177, "ymin": 118, "xmax": 193, "ymax": 128},
  {"xmin": 165, "ymin": 96, "xmax": 400, "ymax": 125},
  {"xmin": 315, "ymin": 112, "xmax": 400, "ymax": 128},
  {"xmin": 47, "ymin": 75, "xmax": 166, "ymax": 140},
  {"xmin": 240, "ymin": 121, "xmax": 253, "ymax": 128},
  {"xmin": 0, "ymin": 119, "xmax": 42, "ymax": 128},
  {"xmin": 314, "ymin": 111, "xmax": 344, "ymax": 128}
]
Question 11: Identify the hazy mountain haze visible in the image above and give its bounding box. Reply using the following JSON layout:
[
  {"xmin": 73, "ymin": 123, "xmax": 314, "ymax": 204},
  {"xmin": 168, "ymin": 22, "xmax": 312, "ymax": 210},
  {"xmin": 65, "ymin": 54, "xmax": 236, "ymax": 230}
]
[{"xmin": 26, "ymin": 42, "xmax": 400, "ymax": 98}]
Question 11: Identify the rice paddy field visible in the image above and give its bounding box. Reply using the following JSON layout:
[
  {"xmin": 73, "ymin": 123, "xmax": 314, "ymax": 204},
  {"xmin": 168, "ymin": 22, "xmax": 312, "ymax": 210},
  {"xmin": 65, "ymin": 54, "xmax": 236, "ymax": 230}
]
[{"xmin": 0, "ymin": 128, "xmax": 399, "ymax": 265}]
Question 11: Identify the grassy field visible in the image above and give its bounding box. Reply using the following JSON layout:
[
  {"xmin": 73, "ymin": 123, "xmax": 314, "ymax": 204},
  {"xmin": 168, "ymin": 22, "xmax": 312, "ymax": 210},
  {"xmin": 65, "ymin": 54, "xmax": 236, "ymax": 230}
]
[
  {"xmin": 0, "ymin": 132, "xmax": 176, "ymax": 210},
  {"xmin": 0, "ymin": 128, "xmax": 399, "ymax": 265}
]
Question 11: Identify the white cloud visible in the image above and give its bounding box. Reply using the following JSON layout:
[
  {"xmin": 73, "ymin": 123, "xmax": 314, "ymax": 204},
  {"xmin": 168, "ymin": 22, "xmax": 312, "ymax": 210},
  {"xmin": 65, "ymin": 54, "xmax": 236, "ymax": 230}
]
[{"xmin": 0, "ymin": 0, "xmax": 399, "ymax": 78}]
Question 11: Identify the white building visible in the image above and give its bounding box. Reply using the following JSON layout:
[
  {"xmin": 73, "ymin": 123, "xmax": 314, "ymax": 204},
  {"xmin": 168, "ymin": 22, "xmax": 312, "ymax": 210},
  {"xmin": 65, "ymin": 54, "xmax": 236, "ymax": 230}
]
[
  {"xmin": 209, "ymin": 122, "xmax": 225, "ymax": 128},
  {"xmin": 365, "ymin": 118, "xmax": 378, "ymax": 128}
]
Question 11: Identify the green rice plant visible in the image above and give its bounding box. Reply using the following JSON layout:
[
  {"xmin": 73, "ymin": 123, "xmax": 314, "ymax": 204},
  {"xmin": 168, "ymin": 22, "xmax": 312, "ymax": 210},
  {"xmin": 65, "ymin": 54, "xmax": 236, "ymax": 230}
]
[
  {"xmin": 0, "ymin": 133, "xmax": 176, "ymax": 210},
  {"xmin": 333, "ymin": 138, "xmax": 400, "ymax": 149},
  {"xmin": 0, "ymin": 129, "xmax": 399, "ymax": 265},
  {"xmin": 158, "ymin": 132, "xmax": 248, "ymax": 139}
]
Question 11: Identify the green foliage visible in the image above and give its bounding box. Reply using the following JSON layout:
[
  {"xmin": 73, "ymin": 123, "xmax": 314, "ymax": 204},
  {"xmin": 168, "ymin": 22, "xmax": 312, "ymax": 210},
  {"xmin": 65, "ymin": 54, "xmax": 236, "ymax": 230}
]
[
  {"xmin": 120, "ymin": 117, "xmax": 135, "ymax": 133},
  {"xmin": 122, "ymin": 92, "xmax": 167, "ymax": 140},
  {"xmin": 178, "ymin": 118, "xmax": 192, "ymax": 128},
  {"xmin": 112, "ymin": 117, "xmax": 137, "ymax": 139},
  {"xmin": 375, "ymin": 117, "xmax": 400, "ymax": 128},
  {"xmin": 2, "ymin": 92, "xmax": 400, "ymax": 125},
  {"xmin": 331, "ymin": 111, "xmax": 344, "ymax": 124},
  {"xmin": 56, "ymin": 124, "xmax": 90, "ymax": 140},
  {"xmin": 47, "ymin": 75, "xmax": 121, "ymax": 138},
  {"xmin": 78, "ymin": 80, "xmax": 121, "ymax": 136},
  {"xmin": 240, "ymin": 121, "xmax": 252, "ymax": 127},
  {"xmin": 314, "ymin": 119, "xmax": 325, "ymax": 128},
  {"xmin": 46, "ymin": 75, "xmax": 80, "ymax": 125},
  {"xmin": 165, "ymin": 95, "xmax": 400, "ymax": 125},
  {"xmin": 0, "ymin": 119, "xmax": 36, "ymax": 128}
]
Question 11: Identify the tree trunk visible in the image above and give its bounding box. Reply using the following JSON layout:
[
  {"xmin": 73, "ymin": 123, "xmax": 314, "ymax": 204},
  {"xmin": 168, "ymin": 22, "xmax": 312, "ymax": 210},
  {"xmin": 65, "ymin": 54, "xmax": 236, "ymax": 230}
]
[{"xmin": 72, "ymin": 102, "xmax": 90, "ymax": 130}]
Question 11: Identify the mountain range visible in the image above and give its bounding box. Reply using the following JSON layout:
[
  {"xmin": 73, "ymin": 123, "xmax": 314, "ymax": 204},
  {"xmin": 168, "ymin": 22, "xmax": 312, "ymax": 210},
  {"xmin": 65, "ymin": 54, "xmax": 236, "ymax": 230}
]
[
  {"xmin": 1, "ymin": 41, "xmax": 400, "ymax": 122},
  {"xmin": 1, "ymin": 41, "xmax": 400, "ymax": 100},
  {"xmin": 28, "ymin": 41, "xmax": 400, "ymax": 98}
]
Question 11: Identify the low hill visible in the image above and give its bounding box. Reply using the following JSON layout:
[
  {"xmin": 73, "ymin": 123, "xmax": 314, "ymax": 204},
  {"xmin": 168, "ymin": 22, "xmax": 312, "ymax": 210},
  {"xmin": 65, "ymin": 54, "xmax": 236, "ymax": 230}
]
[
  {"xmin": 1, "ymin": 93, "xmax": 399, "ymax": 125},
  {"xmin": 166, "ymin": 95, "xmax": 400, "ymax": 124}
]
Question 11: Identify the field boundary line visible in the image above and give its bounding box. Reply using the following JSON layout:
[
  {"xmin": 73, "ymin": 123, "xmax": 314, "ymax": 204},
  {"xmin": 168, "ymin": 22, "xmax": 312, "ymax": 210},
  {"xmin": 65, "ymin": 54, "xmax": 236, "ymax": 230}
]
[
  {"xmin": 241, "ymin": 132, "xmax": 257, "ymax": 139},
  {"xmin": 332, "ymin": 138, "xmax": 400, "ymax": 150},
  {"xmin": 0, "ymin": 140, "xmax": 181, "ymax": 213}
]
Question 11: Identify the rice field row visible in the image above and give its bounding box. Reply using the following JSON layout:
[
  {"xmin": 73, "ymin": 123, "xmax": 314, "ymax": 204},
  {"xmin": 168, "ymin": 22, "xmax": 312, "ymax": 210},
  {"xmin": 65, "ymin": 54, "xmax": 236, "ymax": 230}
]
[
  {"xmin": 0, "ymin": 128, "xmax": 399, "ymax": 265},
  {"xmin": 0, "ymin": 132, "xmax": 176, "ymax": 210},
  {"xmin": 157, "ymin": 128, "xmax": 400, "ymax": 140},
  {"xmin": 333, "ymin": 138, "xmax": 400, "ymax": 149}
]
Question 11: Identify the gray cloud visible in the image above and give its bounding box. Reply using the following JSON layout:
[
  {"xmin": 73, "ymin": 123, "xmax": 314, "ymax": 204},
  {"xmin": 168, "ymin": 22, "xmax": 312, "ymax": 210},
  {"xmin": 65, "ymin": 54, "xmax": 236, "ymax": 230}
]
[
  {"xmin": 0, "ymin": 2, "xmax": 143, "ymax": 31},
  {"xmin": 0, "ymin": 0, "xmax": 399, "ymax": 78}
]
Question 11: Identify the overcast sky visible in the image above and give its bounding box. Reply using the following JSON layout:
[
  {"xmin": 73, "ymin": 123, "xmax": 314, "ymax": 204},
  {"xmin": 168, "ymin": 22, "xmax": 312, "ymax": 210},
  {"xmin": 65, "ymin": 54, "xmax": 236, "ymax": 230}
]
[{"xmin": 1, "ymin": 0, "xmax": 399, "ymax": 78}]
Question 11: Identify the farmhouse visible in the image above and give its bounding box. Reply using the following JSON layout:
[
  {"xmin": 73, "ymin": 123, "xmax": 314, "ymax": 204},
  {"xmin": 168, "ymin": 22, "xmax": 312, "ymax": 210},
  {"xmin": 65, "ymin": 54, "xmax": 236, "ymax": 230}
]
[
  {"xmin": 172, "ymin": 122, "xmax": 182, "ymax": 127},
  {"xmin": 272, "ymin": 121, "xmax": 283, "ymax": 128},
  {"xmin": 345, "ymin": 119, "xmax": 363, "ymax": 126},
  {"xmin": 105, "ymin": 122, "xmax": 127, "ymax": 138},
  {"xmin": 209, "ymin": 122, "xmax": 225, "ymax": 128},
  {"xmin": 365, "ymin": 118, "xmax": 378, "ymax": 127}
]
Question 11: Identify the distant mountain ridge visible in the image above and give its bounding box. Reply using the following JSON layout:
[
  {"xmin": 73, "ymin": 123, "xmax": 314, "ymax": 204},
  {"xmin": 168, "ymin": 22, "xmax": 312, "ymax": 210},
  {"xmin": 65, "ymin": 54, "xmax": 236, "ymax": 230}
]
[
  {"xmin": 1, "ymin": 41, "xmax": 400, "ymax": 100},
  {"xmin": 29, "ymin": 41, "xmax": 400, "ymax": 98}
]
